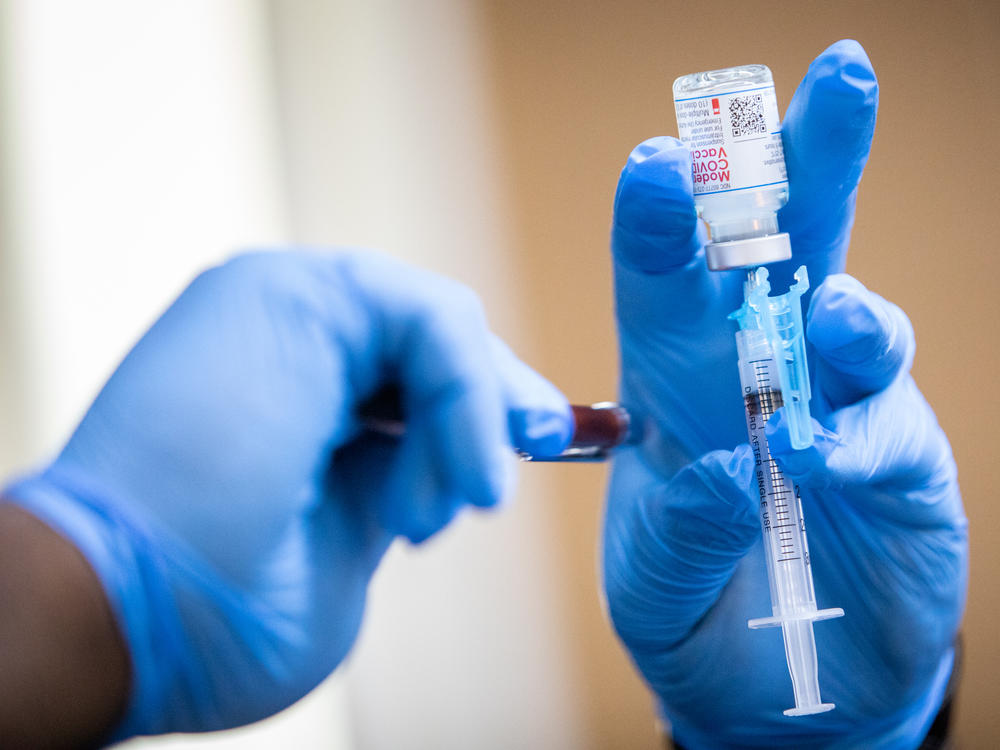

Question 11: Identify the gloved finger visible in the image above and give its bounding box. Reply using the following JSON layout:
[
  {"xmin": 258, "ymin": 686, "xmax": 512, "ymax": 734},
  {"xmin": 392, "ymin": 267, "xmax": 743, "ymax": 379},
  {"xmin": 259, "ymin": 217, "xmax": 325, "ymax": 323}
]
[
  {"xmin": 376, "ymin": 413, "xmax": 468, "ymax": 543},
  {"xmin": 603, "ymin": 446, "xmax": 757, "ymax": 652},
  {"xmin": 489, "ymin": 336, "xmax": 573, "ymax": 458},
  {"xmin": 776, "ymin": 39, "xmax": 878, "ymax": 283},
  {"xmin": 806, "ymin": 274, "xmax": 915, "ymax": 411},
  {"xmin": 610, "ymin": 138, "xmax": 719, "ymax": 319},
  {"xmin": 612, "ymin": 136, "xmax": 706, "ymax": 275},
  {"xmin": 765, "ymin": 381, "xmax": 962, "ymax": 528},
  {"xmin": 328, "ymin": 410, "xmax": 464, "ymax": 545},
  {"xmin": 391, "ymin": 285, "xmax": 508, "ymax": 511},
  {"xmin": 342, "ymin": 253, "xmax": 511, "ymax": 535}
]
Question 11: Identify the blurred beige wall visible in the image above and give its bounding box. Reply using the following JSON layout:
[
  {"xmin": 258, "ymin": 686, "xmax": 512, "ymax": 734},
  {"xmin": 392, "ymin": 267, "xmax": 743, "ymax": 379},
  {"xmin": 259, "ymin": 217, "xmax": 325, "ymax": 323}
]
[{"xmin": 480, "ymin": 0, "xmax": 1000, "ymax": 746}]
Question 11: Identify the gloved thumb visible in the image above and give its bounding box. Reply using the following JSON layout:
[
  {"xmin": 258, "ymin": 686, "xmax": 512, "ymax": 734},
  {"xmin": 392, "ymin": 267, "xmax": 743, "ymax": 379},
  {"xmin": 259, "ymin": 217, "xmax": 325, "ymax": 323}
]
[{"xmin": 603, "ymin": 446, "xmax": 758, "ymax": 652}]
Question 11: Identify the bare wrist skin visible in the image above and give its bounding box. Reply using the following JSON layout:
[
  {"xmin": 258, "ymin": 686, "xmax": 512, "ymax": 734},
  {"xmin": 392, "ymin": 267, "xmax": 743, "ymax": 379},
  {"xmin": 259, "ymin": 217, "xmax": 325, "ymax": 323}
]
[{"xmin": 0, "ymin": 501, "xmax": 129, "ymax": 748}]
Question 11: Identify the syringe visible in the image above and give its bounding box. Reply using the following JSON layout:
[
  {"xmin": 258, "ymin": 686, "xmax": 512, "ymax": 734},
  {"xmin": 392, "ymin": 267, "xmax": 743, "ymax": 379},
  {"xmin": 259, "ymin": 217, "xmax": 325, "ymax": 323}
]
[{"xmin": 730, "ymin": 265, "xmax": 844, "ymax": 716}]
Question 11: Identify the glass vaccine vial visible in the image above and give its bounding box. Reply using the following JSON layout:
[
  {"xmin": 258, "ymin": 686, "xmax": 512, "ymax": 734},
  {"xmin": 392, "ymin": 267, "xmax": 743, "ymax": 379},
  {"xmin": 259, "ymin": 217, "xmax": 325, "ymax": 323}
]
[{"xmin": 673, "ymin": 65, "xmax": 790, "ymax": 271}]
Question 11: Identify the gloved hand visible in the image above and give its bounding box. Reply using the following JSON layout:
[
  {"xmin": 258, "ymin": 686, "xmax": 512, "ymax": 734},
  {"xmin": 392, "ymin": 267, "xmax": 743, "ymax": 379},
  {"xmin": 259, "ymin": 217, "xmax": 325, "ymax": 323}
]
[
  {"xmin": 603, "ymin": 40, "xmax": 967, "ymax": 748},
  {"xmin": 4, "ymin": 250, "xmax": 572, "ymax": 739}
]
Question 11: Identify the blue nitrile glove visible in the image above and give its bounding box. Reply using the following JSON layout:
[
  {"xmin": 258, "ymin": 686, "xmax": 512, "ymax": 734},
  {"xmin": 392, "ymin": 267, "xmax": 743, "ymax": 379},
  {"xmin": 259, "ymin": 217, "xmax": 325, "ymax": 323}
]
[
  {"xmin": 603, "ymin": 40, "xmax": 967, "ymax": 748},
  {"xmin": 3, "ymin": 249, "xmax": 572, "ymax": 739}
]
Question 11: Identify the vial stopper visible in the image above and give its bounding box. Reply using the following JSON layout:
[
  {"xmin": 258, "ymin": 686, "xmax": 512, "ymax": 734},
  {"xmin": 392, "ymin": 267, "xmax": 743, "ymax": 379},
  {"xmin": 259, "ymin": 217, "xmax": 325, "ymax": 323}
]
[{"xmin": 705, "ymin": 232, "xmax": 791, "ymax": 271}]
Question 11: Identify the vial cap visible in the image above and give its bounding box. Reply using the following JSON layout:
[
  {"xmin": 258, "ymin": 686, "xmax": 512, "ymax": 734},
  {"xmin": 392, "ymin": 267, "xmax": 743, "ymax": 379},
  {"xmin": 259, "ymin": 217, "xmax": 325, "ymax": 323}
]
[{"xmin": 705, "ymin": 233, "xmax": 792, "ymax": 271}]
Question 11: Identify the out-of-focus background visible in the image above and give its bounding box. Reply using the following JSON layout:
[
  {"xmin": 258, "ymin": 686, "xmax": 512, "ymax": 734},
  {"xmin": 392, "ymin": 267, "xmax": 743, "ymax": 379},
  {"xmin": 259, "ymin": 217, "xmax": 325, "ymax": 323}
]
[{"xmin": 0, "ymin": 0, "xmax": 996, "ymax": 747}]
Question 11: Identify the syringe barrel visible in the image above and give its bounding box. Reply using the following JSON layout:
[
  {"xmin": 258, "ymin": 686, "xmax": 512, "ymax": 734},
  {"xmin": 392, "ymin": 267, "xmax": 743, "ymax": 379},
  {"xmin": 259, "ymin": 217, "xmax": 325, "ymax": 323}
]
[{"xmin": 736, "ymin": 329, "xmax": 819, "ymax": 616}]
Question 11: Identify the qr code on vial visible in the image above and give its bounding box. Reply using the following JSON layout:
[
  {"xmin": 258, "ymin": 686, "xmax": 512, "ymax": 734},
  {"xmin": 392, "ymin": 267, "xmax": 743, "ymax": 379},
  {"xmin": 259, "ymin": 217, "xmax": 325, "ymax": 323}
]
[{"xmin": 729, "ymin": 94, "xmax": 767, "ymax": 138}]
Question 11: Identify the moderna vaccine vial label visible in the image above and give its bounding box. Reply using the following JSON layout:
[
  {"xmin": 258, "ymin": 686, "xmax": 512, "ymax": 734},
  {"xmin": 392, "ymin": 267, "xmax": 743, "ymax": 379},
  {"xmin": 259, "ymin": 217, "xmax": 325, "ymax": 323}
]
[
  {"xmin": 673, "ymin": 72, "xmax": 786, "ymax": 195},
  {"xmin": 673, "ymin": 64, "xmax": 792, "ymax": 270}
]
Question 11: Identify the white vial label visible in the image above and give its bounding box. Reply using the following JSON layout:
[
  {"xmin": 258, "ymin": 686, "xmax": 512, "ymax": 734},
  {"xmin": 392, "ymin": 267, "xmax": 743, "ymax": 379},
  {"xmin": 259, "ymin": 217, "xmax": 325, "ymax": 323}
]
[{"xmin": 674, "ymin": 85, "xmax": 787, "ymax": 196}]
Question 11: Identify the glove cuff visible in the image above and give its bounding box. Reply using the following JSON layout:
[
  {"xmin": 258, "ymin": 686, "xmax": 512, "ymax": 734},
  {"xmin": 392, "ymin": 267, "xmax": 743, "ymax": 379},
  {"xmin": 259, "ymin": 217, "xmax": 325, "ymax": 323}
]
[{"xmin": 4, "ymin": 464, "xmax": 209, "ymax": 740}]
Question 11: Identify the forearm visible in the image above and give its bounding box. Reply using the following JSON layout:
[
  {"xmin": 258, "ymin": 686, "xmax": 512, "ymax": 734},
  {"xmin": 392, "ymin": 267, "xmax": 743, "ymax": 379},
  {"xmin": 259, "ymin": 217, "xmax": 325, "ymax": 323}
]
[{"xmin": 0, "ymin": 501, "xmax": 129, "ymax": 748}]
